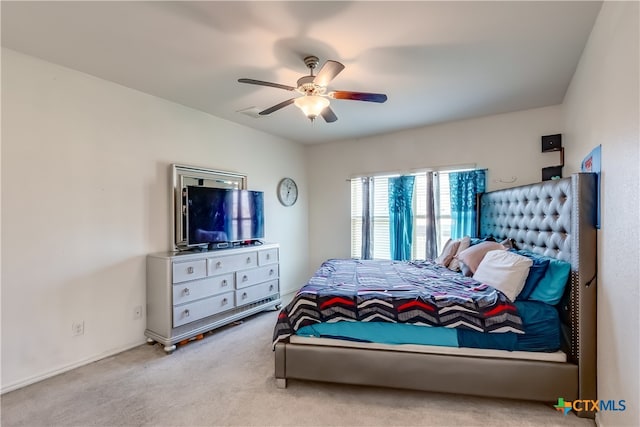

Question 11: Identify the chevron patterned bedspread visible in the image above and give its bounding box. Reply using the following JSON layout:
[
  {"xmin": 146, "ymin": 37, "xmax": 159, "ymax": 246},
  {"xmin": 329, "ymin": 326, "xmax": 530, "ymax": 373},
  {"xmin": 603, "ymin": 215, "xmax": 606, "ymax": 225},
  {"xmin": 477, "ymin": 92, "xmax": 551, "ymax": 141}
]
[{"xmin": 273, "ymin": 258, "xmax": 524, "ymax": 346}]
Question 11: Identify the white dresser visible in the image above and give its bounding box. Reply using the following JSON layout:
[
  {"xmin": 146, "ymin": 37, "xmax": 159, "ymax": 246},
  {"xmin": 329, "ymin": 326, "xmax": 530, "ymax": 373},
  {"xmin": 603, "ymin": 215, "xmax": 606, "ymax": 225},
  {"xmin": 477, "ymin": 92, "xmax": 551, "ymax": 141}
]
[{"xmin": 145, "ymin": 243, "xmax": 281, "ymax": 353}]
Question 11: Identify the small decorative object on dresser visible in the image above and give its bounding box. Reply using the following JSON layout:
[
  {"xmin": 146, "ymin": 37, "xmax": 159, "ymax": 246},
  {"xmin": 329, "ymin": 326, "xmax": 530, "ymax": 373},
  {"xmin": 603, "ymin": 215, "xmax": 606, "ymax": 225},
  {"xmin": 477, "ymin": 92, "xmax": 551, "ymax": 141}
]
[
  {"xmin": 146, "ymin": 243, "xmax": 281, "ymax": 353},
  {"xmin": 277, "ymin": 177, "xmax": 298, "ymax": 206}
]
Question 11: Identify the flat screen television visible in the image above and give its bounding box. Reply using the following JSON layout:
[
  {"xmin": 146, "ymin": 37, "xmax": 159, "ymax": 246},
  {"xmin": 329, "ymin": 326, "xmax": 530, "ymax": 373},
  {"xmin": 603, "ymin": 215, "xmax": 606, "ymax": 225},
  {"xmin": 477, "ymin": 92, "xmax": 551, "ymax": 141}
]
[{"xmin": 186, "ymin": 186, "xmax": 264, "ymax": 247}]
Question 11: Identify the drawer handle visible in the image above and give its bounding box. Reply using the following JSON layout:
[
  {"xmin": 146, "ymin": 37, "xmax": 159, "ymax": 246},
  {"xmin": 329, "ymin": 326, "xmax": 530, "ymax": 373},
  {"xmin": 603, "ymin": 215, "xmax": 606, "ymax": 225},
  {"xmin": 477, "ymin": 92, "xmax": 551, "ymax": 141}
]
[
  {"xmin": 269, "ymin": 284, "xmax": 274, "ymax": 291},
  {"xmin": 242, "ymin": 292, "xmax": 248, "ymax": 299},
  {"xmin": 242, "ymin": 275, "xmax": 248, "ymax": 282},
  {"xmin": 221, "ymin": 279, "xmax": 228, "ymax": 287},
  {"xmin": 246, "ymin": 256, "xmax": 252, "ymax": 264},
  {"xmin": 215, "ymin": 261, "xmax": 222, "ymax": 269},
  {"xmin": 269, "ymin": 269, "xmax": 275, "ymax": 276},
  {"xmin": 187, "ymin": 266, "xmax": 194, "ymax": 274},
  {"xmin": 183, "ymin": 288, "xmax": 190, "ymax": 296},
  {"xmin": 266, "ymin": 254, "xmax": 271, "ymax": 260},
  {"xmin": 184, "ymin": 309, "xmax": 190, "ymax": 318},
  {"xmin": 222, "ymin": 298, "xmax": 228, "ymax": 305}
]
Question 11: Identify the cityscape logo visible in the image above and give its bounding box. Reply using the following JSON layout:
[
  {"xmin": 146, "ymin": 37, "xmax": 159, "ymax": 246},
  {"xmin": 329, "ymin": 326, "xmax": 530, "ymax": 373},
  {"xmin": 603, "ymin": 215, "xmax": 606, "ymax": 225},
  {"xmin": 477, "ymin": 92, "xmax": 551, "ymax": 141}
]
[{"xmin": 554, "ymin": 398, "xmax": 626, "ymax": 415}]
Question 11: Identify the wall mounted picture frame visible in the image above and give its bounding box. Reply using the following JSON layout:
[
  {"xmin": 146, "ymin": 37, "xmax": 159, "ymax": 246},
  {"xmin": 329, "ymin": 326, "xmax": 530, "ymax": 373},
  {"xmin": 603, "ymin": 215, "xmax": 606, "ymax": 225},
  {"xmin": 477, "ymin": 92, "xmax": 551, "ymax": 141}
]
[{"xmin": 581, "ymin": 145, "xmax": 601, "ymax": 229}]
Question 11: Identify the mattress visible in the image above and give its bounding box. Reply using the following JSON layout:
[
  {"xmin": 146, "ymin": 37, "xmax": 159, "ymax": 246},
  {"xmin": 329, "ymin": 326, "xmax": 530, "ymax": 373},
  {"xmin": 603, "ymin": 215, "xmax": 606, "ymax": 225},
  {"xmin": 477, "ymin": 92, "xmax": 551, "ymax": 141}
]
[
  {"xmin": 273, "ymin": 258, "xmax": 526, "ymax": 347},
  {"xmin": 295, "ymin": 299, "xmax": 562, "ymax": 353},
  {"xmin": 289, "ymin": 335, "xmax": 567, "ymax": 363}
]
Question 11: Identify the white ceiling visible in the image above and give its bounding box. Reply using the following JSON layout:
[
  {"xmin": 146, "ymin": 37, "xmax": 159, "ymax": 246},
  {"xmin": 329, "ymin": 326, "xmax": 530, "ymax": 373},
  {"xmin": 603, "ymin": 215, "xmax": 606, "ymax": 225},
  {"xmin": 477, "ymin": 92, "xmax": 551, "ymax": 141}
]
[{"xmin": 1, "ymin": 1, "xmax": 602, "ymax": 144}]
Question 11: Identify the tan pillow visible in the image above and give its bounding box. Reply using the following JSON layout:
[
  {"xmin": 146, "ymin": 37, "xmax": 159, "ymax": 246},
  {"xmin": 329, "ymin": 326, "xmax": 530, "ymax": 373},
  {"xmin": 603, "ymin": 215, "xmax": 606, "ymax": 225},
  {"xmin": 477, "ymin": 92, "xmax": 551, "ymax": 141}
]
[
  {"xmin": 454, "ymin": 241, "xmax": 507, "ymax": 274},
  {"xmin": 448, "ymin": 236, "xmax": 471, "ymax": 271},
  {"xmin": 434, "ymin": 238, "xmax": 460, "ymax": 267},
  {"xmin": 459, "ymin": 261, "xmax": 473, "ymax": 277}
]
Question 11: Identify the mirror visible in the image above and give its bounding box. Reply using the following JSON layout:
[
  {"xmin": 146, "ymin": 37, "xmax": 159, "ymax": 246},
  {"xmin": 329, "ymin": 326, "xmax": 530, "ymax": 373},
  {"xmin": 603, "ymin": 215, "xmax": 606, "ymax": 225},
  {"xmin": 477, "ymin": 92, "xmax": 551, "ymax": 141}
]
[{"xmin": 172, "ymin": 164, "xmax": 247, "ymax": 249}]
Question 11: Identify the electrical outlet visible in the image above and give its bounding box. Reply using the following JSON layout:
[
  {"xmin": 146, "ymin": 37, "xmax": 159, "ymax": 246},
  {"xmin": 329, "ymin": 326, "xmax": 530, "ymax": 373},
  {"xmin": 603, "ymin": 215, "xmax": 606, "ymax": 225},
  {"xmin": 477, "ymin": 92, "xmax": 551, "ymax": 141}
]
[
  {"xmin": 72, "ymin": 321, "xmax": 84, "ymax": 336},
  {"xmin": 134, "ymin": 305, "xmax": 143, "ymax": 319}
]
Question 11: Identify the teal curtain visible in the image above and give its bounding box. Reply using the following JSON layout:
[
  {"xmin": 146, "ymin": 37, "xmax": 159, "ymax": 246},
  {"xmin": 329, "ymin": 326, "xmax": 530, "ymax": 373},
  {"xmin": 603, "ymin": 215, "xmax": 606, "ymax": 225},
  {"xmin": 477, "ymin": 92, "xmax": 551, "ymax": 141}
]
[
  {"xmin": 449, "ymin": 170, "xmax": 486, "ymax": 239},
  {"xmin": 388, "ymin": 175, "xmax": 415, "ymax": 260}
]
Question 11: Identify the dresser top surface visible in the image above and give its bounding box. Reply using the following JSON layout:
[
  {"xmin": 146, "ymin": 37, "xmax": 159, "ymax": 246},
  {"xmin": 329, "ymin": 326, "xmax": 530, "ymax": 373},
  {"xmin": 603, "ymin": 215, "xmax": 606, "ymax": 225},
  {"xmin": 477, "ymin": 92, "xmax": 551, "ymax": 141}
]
[{"xmin": 149, "ymin": 242, "xmax": 279, "ymax": 260}]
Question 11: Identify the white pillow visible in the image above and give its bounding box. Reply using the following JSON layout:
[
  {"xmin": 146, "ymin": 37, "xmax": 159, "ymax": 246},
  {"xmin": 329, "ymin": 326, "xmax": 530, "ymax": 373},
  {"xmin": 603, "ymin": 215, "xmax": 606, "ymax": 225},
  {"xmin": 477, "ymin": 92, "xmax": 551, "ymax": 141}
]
[{"xmin": 472, "ymin": 250, "xmax": 533, "ymax": 301}]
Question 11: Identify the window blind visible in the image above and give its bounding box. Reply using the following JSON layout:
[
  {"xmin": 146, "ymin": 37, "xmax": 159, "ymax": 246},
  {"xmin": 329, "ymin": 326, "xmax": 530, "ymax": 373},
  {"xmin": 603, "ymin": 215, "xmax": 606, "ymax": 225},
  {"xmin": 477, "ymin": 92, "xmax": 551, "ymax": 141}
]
[{"xmin": 351, "ymin": 169, "xmax": 468, "ymax": 260}]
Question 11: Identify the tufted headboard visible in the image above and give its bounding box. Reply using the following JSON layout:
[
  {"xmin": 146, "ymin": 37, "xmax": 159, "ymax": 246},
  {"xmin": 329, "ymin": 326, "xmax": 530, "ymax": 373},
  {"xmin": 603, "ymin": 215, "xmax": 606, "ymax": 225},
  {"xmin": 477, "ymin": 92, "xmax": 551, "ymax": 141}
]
[{"xmin": 477, "ymin": 173, "xmax": 597, "ymax": 402}]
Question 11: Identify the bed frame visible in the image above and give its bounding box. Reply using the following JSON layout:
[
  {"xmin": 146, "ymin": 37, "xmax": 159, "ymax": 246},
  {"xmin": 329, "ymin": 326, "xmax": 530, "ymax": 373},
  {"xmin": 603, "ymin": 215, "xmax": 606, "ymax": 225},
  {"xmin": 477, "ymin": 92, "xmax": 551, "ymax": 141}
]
[{"xmin": 274, "ymin": 173, "xmax": 597, "ymax": 418}]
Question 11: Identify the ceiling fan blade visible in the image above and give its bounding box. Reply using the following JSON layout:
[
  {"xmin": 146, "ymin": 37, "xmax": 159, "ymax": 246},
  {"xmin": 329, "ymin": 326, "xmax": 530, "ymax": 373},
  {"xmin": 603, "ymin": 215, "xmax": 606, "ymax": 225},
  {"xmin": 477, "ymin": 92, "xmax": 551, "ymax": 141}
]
[
  {"xmin": 313, "ymin": 60, "xmax": 345, "ymax": 87},
  {"xmin": 329, "ymin": 91, "xmax": 388, "ymax": 103},
  {"xmin": 238, "ymin": 78, "xmax": 296, "ymax": 91},
  {"xmin": 259, "ymin": 98, "xmax": 295, "ymax": 115},
  {"xmin": 321, "ymin": 107, "xmax": 338, "ymax": 123}
]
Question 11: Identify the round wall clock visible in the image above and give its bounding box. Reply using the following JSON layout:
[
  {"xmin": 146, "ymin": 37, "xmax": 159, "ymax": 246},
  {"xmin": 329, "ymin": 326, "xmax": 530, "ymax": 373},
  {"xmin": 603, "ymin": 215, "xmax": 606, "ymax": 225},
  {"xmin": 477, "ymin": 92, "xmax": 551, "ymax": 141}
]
[{"xmin": 277, "ymin": 177, "xmax": 298, "ymax": 206}]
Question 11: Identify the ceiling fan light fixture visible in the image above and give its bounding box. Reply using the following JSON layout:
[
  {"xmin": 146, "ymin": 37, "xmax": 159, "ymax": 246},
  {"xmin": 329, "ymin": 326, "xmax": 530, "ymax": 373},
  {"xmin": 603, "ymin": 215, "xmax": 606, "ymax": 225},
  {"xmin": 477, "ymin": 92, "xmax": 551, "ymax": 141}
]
[
  {"xmin": 239, "ymin": 55, "xmax": 386, "ymax": 123},
  {"xmin": 294, "ymin": 95, "xmax": 330, "ymax": 121}
]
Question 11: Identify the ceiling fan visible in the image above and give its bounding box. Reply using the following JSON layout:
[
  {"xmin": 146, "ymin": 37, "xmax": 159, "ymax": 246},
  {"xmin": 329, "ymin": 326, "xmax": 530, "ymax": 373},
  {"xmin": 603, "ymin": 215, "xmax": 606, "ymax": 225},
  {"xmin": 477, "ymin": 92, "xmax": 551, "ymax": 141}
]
[{"xmin": 238, "ymin": 55, "xmax": 387, "ymax": 123}]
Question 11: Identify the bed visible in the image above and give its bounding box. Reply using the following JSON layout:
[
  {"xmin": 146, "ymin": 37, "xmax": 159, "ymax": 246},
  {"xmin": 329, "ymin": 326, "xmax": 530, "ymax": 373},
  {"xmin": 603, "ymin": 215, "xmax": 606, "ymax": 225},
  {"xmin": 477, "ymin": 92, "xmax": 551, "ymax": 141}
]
[{"xmin": 273, "ymin": 173, "xmax": 597, "ymax": 418}]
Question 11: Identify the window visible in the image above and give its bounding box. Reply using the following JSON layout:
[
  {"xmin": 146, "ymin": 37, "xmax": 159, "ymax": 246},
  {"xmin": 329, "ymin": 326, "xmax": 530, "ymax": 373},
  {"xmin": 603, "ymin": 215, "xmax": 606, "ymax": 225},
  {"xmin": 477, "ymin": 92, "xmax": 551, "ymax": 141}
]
[
  {"xmin": 350, "ymin": 179, "xmax": 363, "ymax": 258},
  {"xmin": 434, "ymin": 171, "xmax": 451, "ymax": 252},
  {"xmin": 350, "ymin": 171, "xmax": 455, "ymax": 260}
]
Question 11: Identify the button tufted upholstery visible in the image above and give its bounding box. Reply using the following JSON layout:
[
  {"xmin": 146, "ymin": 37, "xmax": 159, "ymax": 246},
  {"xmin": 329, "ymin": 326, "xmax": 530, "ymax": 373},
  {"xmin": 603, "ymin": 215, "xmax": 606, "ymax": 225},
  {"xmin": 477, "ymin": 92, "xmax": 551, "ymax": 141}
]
[
  {"xmin": 479, "ymin": 178, "xmax": 572, "ymax": 262},
  {"xmin": 477, "ymin": 173, "xmax": 597, "ymax": 406}
]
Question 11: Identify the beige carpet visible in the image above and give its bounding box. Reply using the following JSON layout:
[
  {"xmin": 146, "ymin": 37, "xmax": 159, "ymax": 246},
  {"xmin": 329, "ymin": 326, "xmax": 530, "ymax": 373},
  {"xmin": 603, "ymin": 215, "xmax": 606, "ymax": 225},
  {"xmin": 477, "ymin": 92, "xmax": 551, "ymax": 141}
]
[{"xmin": 1, "ymin": 308, "xmax": 594, "ymax": 427}]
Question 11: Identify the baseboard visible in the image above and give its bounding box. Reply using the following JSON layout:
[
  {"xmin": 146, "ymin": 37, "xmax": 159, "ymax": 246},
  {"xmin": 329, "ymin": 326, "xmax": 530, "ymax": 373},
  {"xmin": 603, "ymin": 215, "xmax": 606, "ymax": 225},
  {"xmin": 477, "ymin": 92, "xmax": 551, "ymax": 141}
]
[{"xmin": 1, "ymin": 339, "xmax": 147, "ymax": 394}]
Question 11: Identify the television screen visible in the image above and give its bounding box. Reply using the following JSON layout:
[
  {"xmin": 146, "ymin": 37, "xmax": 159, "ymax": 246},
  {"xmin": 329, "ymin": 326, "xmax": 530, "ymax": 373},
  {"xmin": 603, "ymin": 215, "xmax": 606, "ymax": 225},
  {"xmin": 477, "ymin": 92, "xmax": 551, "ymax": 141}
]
[{"xmin": 186, "ymin": 186, "xmax": 264, "ymax": 246}]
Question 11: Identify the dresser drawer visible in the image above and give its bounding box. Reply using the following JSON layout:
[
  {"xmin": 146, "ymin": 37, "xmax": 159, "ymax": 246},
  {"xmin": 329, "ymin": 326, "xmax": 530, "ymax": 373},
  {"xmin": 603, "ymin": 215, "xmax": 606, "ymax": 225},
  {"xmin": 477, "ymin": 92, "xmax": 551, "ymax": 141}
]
[
  {"xmin": 172, "ymin": 260, "xmax": 207, "ymax": 284},
  {"xmin": 235, "ymin": 280, "xmax": 279, "ymax": 306},
  {"xmin": 258, "ymin": 248, "xmax": 279, "ymax": 265},
  {"xmin": 207, "ymin": 252, "xmax": 258, "ymax": 276},
  {"xmin": 235, "ymin": 264, "xmax": 279, "ymax": 289},
  {"xmin": 172, "ymin": 273, "xmax": 234, "ymax": 305},
  {"xmin": 173, "ymin": 292, "xmax": 235, "ymax": 327}
]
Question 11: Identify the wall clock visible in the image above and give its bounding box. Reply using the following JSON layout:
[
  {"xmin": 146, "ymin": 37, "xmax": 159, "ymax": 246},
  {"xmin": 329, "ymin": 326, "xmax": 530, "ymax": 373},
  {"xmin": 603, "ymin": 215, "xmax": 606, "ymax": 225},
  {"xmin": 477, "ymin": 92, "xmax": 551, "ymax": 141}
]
[{"xmin": 277, "ymin": 177, "xmax": 298, "ymax": 207}]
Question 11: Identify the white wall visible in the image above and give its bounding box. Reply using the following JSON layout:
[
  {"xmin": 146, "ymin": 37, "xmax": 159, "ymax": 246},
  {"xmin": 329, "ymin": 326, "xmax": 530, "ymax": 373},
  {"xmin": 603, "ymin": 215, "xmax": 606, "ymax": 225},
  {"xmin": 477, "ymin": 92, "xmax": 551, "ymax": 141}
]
[
  {"xmin": 305, "ymin": 106, "xmax": 563, "ymax": 272},
  {"xmin": 1, "ymin": 48, "xmax": 309, "ymax": 392},
  {"xmin": 562, "ymin": 2, "xmax": 639, "ymax": 426}
]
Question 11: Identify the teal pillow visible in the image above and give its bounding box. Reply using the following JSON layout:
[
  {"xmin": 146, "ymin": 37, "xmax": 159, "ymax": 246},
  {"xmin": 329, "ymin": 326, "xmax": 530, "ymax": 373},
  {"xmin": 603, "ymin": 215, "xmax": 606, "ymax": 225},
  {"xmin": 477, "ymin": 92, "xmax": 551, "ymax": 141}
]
[
  {"xmin": 528, "ymin": 258, "xmax": 571, "ymax": 305},
  {"xmin": 515, "ymin": 256, "xmax": 550, "ymax": 300}
]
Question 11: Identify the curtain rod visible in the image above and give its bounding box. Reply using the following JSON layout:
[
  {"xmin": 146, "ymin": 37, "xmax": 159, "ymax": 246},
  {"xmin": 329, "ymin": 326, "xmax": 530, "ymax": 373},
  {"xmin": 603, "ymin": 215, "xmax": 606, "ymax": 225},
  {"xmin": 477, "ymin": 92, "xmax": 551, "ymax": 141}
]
[{"xmin": 347, "ymin": 163, "xmax": 480, "ymax": 180}]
